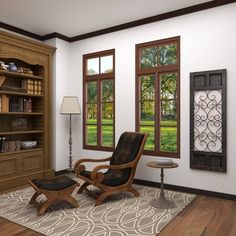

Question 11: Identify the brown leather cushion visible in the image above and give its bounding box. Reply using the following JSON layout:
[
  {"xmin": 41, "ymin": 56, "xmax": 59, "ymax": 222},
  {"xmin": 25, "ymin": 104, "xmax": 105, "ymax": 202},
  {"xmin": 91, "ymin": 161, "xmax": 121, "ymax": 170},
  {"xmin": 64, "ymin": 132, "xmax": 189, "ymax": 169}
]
[
  {"xmin": 110, "ymin": 132, "xmax": 145, "ymax": 165},
  {"xmin": 80, "ymin": 132, "xmax": 145, "ymax": 186},
  {"xmin": 31, "ymin": 176, "xmax": 77, "ymax": 191}
]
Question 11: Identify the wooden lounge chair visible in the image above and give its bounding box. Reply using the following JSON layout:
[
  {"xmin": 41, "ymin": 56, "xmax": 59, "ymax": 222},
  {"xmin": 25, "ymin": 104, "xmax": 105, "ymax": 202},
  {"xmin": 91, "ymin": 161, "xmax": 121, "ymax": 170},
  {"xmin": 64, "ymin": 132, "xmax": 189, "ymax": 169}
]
[{"xmin": 74, "ymin": 131, "xmax": 148, "ymax": 206}]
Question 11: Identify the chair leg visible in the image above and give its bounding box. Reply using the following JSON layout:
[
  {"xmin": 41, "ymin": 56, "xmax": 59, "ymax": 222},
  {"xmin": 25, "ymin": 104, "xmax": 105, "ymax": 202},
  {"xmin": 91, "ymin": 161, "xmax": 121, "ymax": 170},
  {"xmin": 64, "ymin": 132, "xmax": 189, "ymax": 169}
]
[
  {"xmin": 29, "ymin": 192, "xmax": 40, "ymax": 205},
  {"xmin": 65, "ymin": 196, "xmax": 80, "ymax": 208},
  {"xmin": 129, "ymin": 187, "xmax": 140, "ymax": 197},
  {"xmin": 95, "ymin": 192, "xmax": 112, "ymax": 206},
  {"xmin": 38, "ymin": 200, "xmax": 53, "ymax": 216},
  {"xmin": 77, "ymin": 182, "xmax": 90, "ymax": 194}
]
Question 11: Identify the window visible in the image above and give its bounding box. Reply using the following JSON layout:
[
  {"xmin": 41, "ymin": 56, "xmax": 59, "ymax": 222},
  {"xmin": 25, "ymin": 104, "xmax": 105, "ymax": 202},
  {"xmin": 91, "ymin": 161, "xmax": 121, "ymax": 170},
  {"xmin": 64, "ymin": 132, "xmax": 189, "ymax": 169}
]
[
  {"xmin": 83, "ymin": 49, "xmax": 115, "ymax": 151},
  {"xmin": 136, "ymin": 37, "xmax": 180, "ymax": 158}
]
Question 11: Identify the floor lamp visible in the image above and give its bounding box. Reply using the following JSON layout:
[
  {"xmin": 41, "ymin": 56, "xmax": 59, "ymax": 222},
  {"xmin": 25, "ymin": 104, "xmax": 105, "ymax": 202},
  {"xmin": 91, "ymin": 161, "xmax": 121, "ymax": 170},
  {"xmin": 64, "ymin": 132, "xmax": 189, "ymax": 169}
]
[{"xmin": 60, "ymin": 96, "xmax": 81, "ymax": 171}]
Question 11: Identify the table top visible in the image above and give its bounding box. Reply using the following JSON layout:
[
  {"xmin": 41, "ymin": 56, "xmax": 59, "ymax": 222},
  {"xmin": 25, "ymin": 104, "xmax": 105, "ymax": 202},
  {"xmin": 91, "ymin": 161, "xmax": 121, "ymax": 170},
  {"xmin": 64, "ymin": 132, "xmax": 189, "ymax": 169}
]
[{"xmin": 146, "ymin": 161, "xmax": 178, "ymax": 169}]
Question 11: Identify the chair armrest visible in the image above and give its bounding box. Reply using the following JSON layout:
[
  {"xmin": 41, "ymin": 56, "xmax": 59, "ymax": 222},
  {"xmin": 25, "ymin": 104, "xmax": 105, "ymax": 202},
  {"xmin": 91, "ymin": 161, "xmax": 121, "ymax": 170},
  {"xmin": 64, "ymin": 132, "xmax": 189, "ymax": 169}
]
[
  {"xmin": 90, "ymin": 160, "xmax": 136, "ymax": 183},
  {"xmin": 74, "ymin": 156, "xmax": 111, "ymax": 173}
]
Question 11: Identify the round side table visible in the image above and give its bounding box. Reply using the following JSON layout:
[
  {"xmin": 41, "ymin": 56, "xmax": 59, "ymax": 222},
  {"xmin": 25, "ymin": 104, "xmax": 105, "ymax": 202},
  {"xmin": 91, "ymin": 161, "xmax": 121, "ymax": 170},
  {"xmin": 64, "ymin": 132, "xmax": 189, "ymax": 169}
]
[{"xmin": 147, "ymin": 161, "xmax": 178, "ymax": 209}]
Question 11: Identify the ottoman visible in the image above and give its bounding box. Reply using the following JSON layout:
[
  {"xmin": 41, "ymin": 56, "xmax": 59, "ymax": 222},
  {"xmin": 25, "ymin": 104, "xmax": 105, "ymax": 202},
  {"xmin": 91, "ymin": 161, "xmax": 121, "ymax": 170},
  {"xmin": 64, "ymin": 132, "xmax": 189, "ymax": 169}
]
[{"xmin": 29, "ymin": 175, "xmax": 80, "ymax": 216}]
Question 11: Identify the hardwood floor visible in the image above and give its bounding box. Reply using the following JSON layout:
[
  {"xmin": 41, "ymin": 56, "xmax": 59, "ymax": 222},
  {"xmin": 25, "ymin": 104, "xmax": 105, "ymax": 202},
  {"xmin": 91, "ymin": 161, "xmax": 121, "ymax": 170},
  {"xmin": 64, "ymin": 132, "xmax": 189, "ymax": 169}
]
[
  {"xmin": 159, "ymin": 195, "xmax": 236, "ymax": 236},
  {"xmin": 0, "ymin": 193, "xmax": 235, "ymax": 236}
]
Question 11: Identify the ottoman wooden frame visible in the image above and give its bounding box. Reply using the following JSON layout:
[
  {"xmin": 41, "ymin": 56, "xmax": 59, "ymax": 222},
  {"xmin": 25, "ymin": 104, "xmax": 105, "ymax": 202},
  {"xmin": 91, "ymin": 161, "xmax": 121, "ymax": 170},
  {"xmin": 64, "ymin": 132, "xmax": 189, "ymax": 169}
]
[{"xmin": 29, "ymin": 175, "xmax": 80, "ymax": 216}]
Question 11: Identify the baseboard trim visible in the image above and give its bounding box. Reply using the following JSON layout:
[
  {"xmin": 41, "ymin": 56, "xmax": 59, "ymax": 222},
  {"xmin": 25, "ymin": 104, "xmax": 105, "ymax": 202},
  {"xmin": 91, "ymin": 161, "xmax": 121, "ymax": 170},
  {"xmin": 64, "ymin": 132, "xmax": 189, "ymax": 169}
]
[
  {"xmin": 55, "ymin": 169, "xmax": 71, "ymax": 176},
  {"xmin": 133, "ymin": 178, "xmax": 236, "ymax": 201},
  {"xmin": 55, "ymin": 169, "xmax": 236, "ymax": 200}
]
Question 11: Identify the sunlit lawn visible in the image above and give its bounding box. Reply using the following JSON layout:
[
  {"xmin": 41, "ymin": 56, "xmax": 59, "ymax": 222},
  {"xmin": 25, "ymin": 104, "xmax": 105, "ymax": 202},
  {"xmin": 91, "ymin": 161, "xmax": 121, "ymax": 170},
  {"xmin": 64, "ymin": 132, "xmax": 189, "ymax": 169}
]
[
  {"xmin": 86, "ymin": 119, "xmax": 177, "ymax": 151},
  {"xmin": 86, "ymin": 119, "xmax": 113, "ymax": 146},
  {"xmin": 140, "ymin": 121, "xmax": 177, "ymax": 152}
]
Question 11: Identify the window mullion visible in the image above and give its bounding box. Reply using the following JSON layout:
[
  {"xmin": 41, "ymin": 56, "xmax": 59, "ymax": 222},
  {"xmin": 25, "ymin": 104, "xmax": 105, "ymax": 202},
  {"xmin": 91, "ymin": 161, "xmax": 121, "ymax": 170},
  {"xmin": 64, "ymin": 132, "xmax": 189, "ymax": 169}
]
[
  {"xmin": 155, "ymin": 72, "xmax": 160, "ymax": 155},
  {"xmin": 97, "ymin": 79, "xmax": 102, "ymax": 148}
]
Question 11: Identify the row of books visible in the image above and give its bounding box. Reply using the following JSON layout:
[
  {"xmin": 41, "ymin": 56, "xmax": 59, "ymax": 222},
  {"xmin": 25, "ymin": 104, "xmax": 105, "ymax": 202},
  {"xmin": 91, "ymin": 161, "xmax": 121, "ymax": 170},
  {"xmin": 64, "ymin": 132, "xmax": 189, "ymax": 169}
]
[
  {"xmin": 0, "ymin": 95, "xmax": 32, "ymax": 112},
  {"xmin": 0, "ymin": 137, "xmax": 21, "ymax": 152},
  {"xmin": 22, "ymin": 79, "xmax": 42, "ymax": 95}
]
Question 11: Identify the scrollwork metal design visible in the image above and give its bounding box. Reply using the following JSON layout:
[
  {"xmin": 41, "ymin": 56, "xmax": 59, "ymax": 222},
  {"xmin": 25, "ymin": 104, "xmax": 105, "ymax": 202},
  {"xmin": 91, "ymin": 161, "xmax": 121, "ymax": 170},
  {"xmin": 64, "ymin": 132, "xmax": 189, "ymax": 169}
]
[{"xmin": 194, "ymin": 90, "xmax": 222, "ymax": 152}]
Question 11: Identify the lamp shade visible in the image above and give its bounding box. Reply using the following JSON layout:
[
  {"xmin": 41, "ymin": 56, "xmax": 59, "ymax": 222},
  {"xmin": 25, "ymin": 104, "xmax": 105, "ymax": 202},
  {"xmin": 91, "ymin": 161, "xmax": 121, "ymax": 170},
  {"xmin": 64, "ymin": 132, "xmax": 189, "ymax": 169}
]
[{"xmin": 60, "ymin": 96, "xmax": 81, "ymax": 115}]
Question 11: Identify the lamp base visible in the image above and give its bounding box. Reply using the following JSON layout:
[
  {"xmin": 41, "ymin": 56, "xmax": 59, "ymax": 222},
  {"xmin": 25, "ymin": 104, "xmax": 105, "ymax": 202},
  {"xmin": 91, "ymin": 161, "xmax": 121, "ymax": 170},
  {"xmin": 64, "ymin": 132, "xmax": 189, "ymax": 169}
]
[{"xmin": 67, "ymin": 168, "xmax": 74, "ymax": 173}]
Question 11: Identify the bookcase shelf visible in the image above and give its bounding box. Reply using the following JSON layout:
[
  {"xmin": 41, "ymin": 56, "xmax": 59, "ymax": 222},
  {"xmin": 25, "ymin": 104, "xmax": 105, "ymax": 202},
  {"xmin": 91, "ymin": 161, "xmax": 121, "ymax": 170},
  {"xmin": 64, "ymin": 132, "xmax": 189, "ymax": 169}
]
[
  {"xmin": 0, "ymin": 112, "xmax": 44, "ymax": 115},
  {"xmin": 0, "ymin": 147, "xmax": 43, "ymax": 156},
  {"xmin": 0, "ymin": 69, "xmax": 44, "ymax": 80},
  {"xmin": 0, "ymin": 30, "xmax": 55, "ymax": 190},
  {"xmin": 0, "ymin": 91, "xmax": 43, "ymax": 97},
  {"xmin": 0, "ymin": 130, "xmax": 43, "ymax": 135}
]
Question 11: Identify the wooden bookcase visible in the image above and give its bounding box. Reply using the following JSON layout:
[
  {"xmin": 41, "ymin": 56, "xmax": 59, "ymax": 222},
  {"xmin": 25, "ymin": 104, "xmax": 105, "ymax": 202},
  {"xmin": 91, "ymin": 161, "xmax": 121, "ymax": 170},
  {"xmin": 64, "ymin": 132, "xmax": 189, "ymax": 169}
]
[{"xmin": 0, "ymin": 30, "xmax": 55, "ymax": 190}]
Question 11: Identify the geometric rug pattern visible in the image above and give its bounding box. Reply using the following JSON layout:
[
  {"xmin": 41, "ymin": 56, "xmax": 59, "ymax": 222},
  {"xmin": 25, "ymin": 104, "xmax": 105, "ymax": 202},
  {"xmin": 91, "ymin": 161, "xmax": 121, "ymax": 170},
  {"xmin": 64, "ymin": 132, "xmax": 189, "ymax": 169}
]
[{"xmin": 0, "ymin": 182, "xmax": 196, "ymax": 236}]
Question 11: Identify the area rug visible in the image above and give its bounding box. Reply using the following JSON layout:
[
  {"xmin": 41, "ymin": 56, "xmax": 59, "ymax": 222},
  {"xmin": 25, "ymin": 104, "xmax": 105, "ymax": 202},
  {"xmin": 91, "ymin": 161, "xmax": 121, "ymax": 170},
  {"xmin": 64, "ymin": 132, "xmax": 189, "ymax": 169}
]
[{"xmin": 0, "ymin": 182, "xmax": 196, "ymax": 236}]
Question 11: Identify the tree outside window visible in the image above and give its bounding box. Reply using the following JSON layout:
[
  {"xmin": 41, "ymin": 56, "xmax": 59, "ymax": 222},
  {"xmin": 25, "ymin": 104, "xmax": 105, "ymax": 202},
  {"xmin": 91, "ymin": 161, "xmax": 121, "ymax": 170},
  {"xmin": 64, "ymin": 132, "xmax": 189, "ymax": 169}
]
[
  {"xmin": 136, "ymin": 37, "xmax": 180, "ymax": 158},
  {"xmin": 83, "ymin": 49, "xmax": 115, "ymax": 151}
]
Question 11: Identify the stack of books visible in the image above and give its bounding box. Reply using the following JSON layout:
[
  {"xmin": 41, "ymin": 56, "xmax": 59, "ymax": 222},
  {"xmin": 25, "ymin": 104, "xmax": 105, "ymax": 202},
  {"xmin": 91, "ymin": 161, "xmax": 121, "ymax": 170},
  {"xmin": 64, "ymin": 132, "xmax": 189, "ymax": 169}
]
[
  {"xmin": 21, "ymin": 79, "xmax": 42, "ymax": 95},
  {"xmin": 0, "ymin": 137, "xmax": 21, "ymax": 152},
  {"xmin": 0, "ymin": 96, "xmax": 33, "ymax": 112},
  {"xmin": 155, "ymin": 158, "xmax": 174, "ymax": 165},
  {"xmin": 0, "ymin": 95, "xmax": 9, "ymax": 112},
  {"xmin": 0, "ymin": 136, "xmax": 6, "ymax": 152}
]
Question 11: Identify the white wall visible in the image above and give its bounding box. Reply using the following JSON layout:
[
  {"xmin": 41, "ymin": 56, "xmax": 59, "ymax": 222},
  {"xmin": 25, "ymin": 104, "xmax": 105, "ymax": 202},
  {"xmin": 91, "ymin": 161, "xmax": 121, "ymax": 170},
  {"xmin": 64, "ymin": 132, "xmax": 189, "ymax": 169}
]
[
  {"xmin": 45, "ymin": 38, "xmax": 72, "ymax": 171},
  {"xmin": 65, "ymin": 4, "xmax": 236, "ymax": 195}
]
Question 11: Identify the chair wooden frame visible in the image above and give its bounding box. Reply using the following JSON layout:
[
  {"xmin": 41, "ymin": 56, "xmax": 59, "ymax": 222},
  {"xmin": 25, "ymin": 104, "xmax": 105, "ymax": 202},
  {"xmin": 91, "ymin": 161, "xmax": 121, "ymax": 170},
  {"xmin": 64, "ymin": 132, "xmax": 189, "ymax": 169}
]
[
  {"xmin": 29, "ymin": 177, "xmax": 80, "ymax": 216},
  {"xmin": 74, "ymin": 132, "xmax": 148, "ymax": 206}
]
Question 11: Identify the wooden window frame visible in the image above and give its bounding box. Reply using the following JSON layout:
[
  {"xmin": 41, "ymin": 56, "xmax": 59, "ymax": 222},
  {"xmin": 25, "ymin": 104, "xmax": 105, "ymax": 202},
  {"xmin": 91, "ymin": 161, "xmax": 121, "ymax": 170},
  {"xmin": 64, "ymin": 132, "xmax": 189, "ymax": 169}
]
[
  {"xmin": 83, "ymin": 49, "xmax": 115, "ymax": 151},
  {"xmin": 135, "ymin": 36, "xmax": 180, "ymax": 158}
]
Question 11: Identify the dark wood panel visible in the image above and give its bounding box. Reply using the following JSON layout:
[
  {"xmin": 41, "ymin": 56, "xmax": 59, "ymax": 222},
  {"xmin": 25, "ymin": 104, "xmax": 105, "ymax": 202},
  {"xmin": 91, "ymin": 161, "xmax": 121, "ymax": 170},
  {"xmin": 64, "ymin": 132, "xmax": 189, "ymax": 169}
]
[{"xmin": 190, "ymin": 69, "xmax": 227, "ymax": 172}]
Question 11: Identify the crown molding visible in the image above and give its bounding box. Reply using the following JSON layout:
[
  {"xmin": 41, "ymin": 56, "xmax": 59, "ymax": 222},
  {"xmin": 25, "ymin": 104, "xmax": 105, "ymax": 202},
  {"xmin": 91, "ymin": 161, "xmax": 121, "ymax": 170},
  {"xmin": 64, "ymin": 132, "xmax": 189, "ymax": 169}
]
[
  {"xmin": 0, "ymin": 21, "xmax": 41, "ymax": 40},
  {"xmin": 1, "ymin": 0, "xmax": 236, "ymax": 43},
  {"xmin": 69, "ymin": 0, "xmax": 236, "ymax": 42},
  {"xmin": 41, "ymin": 32, "xmax": 71, "ymax": 42}
]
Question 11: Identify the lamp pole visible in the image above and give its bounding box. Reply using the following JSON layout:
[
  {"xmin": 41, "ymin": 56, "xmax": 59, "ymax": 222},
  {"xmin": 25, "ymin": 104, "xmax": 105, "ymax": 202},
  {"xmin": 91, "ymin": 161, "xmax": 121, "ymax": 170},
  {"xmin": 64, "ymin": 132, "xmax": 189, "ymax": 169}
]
[{"xmin": 68, "ymin": 114, "xmax": 73, "ymax": 171}]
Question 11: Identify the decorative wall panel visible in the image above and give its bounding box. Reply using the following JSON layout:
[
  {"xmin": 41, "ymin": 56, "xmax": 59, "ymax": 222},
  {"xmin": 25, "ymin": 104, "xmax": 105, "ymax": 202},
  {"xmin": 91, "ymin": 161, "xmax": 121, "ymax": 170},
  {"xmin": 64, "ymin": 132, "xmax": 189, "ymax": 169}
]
[{"xmin": 190, "ymin": 69, "xmax": 226, "ymax": 172}]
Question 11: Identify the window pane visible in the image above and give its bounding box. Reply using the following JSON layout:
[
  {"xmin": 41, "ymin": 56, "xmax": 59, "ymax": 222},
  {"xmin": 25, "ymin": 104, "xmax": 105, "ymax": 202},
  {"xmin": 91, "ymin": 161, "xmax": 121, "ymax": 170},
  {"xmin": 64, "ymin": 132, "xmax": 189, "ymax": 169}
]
[
  {"xmin": 101, "ymin": 125, "xmax": 113, "ymax": 147},
  {"xmin": 102, "ymin": 103, "xmax": 113, "ymax": 123},
  {"xmin": 87, "ymin": 58, "xmax": 99, "ymax": 75},
  {"xmin": 140, "ymin": 75, "xmax": 155, "ymax": 100},
  {"xmin": 86, "ymin": 104, "xmax": 97, "ymax": 122},
  {"xmin": 160, "ymin": 100, "xmax": 177, "ymax": 122},
  {"xmin": 140, "ymin": 47, "xmax": 158, "ymax": 68},
  {"xmin": 101, "ymin": 55, "xmax": 113, "ymax": 73},
  {"xmin": 160, "ymin": 73, "xmax": 177, "ymax": 99},
  {"xmin": 87, "ymin": 82, "xmax": 97, "ymax": 102},
  {"xmin": 160, "ymin": 127, "xmax": 177, "ymax": 152},
  {"xmin": 159, "ymin": 43, "xmax": 177, "ymax": 66},
  {"xmin": 140, "ymin": 101, "xmax": 155, "ymax": 125},
  {"xmin": 86, "ymin": 125, "xmax": 97, "ymax": 145},
  {"xmin": 140, "ymin": 126, "xmax": 155, "ymax": 151},
  {"xmin": 102, "ymin": 80, "xmax": 113, "ymax": 102}
]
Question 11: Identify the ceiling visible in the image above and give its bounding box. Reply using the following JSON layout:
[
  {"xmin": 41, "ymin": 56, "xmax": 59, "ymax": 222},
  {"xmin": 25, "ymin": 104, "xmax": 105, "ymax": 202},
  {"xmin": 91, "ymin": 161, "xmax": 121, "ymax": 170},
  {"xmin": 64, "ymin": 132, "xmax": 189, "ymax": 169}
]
[{"xmin": 0, "ymin": 0, "xmax": 212, "ymax": 38}]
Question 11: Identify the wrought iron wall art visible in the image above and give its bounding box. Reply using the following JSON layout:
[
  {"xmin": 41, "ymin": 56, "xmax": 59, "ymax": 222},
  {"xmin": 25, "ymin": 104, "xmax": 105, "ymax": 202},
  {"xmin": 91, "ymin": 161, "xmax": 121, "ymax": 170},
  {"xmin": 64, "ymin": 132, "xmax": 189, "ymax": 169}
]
[{"xmin": 190, "ymin": 69, "xmax": 227, "ymax": 172}]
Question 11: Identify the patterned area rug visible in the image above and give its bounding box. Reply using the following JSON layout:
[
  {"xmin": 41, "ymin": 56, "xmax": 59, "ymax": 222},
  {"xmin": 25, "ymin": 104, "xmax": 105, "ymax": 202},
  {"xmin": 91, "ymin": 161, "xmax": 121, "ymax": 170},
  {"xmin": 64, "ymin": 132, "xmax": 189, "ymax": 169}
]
[{"xmin": 0, "ymin": 182, "xmax": 196, "ymax": 236}]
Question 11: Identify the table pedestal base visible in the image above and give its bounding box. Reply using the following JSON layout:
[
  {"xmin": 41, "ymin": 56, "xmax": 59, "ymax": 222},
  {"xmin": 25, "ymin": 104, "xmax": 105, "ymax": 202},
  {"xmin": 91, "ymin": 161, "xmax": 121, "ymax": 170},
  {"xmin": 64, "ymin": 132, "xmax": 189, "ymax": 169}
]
[
  {"xmin": 150, "ymin": 197, "xmax": 175, "ymax": 209},
  {"xmin": 146, "ymin": 162, "xmax": 178, "ymax": 209}
]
